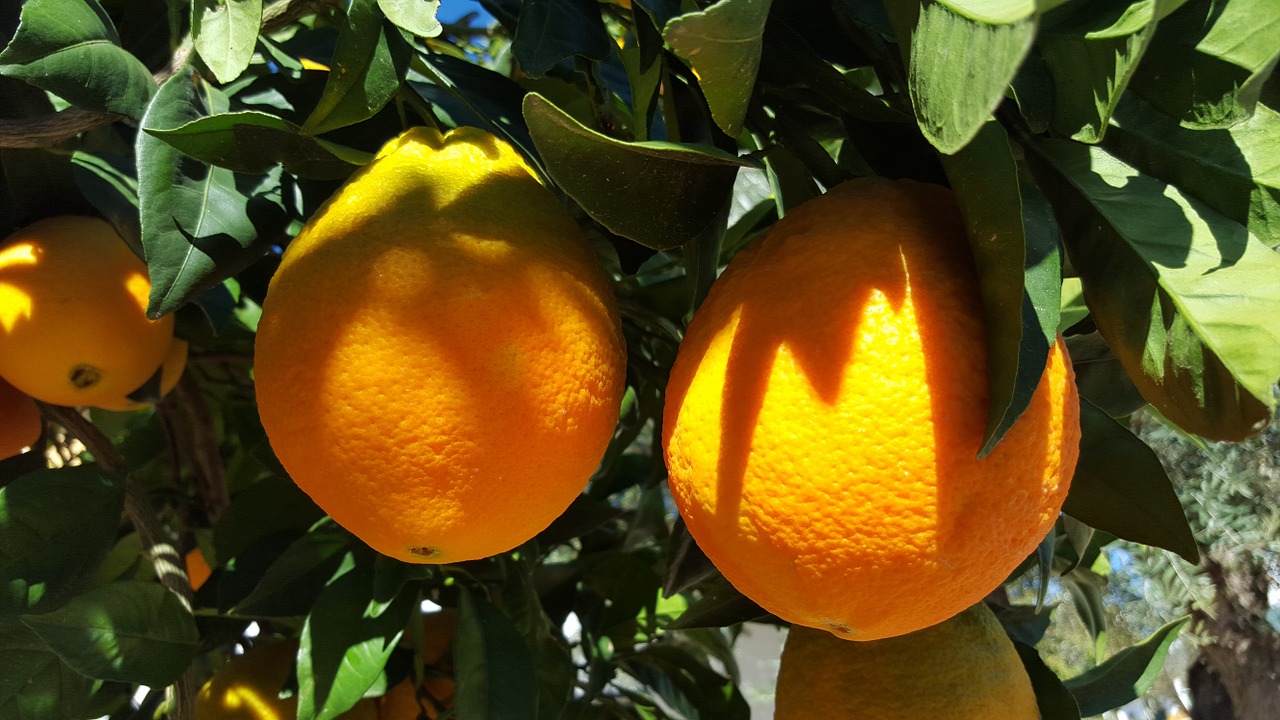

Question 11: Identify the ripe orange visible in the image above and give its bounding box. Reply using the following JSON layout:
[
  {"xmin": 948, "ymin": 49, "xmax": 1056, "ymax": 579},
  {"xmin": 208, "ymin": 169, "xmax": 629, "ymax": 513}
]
[
  {"xmin": 195, "ymin": 640, "xmax": 378, "ymax": 720},
  {"xmin": 0, "ymin": 217, "xmax": 174, "ymax": 407},
  {"xmin": 186, "ymin": 546, "xmax": 212, "ymax": 591},
  {"xmin": 0, "ymin": 375, "xmax": 41, "ymax": 459},
  {"xmin": 774, "ymin": 603, "xmax": 1040, "ymax": 719},
  {"xmin": 663, "ymin": 178, "xmax": 1080, "ymax": 641},
  {"xmin": 255, "ymin": 127, "xmax": 626, "ymax": 564},
  {"xmin": 379, "ymin": 677, "xmax": 455, "ymax": 720},
  {"xmin": 94, "ymin": 337, "xmax": 189, "ymax": 411}
]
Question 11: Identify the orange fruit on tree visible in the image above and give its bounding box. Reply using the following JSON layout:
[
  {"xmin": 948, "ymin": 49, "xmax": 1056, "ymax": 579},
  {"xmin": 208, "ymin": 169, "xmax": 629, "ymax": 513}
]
[
  {"xmin": 774, "ymin": 602, "xmax": 1040, "ymax": 719},
  {"xmin": 379, "ymin": 676, "xmax": 456, "ymax": 720},
  {"xmin": 94, "ymin": 337, "xmax": 189, "ymax": 411},
  {"xmin": 662, "ymin": 178, "xmax": 1080, "ymax": 641},
  {"xmin": 0, "ymin": 216, "xmax": 174, "ymax": 407},
  {"xmin": 0, "ymin": 375, "xmax": 41, "ymax": 459},
  {"xmin": 195, "ymin": 640, "xmax": 378, "ymax": 720},
  {"xmin": 255, "ymin": 126, "xmax": 626, "ymax": 564}
]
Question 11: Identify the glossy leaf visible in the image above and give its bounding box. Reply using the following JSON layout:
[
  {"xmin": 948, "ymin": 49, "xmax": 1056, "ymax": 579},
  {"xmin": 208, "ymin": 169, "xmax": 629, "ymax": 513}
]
[
  {"xmin": 523, "ymin": 93, "xmax": 747, "ymax": 250},
  {"xmin": 891, "ymin": 1, "xmax": 1036, "ymax": 153},
  {"xmin": 145, "ymin": 110, "xmax": 368, "ymax": 179},
  {"xmin": 1037, "ymin": 1, "xmax": 1175, "ymax": 143},
  {"xmin": 454, "ymin": 589, "xmax": 538, "ymax": 720},
  {"xmin": 942, "ymin": 120, "xmax": 1060, "ymax": 455},
  {"xmin": 192, "ymin": 0, "xmax": 263, "ymax": 84},
  {"xmin": 1129, "ymin": 0, "xmax": 1280, "ymax": 128},
  {"xmin": 301, "ymin": 0, "xmax": 412, "ymax": 136},
  {"xmin": 412, "ymin": 52, "xmax": 536, "ymax": 161},
  {"xmin": 137, "ymin": 71, "xmax": 288, "ymax": 318},
  {"xmin": 664, "ymin": 0, "xmax": 773, "ymax": 137},
  {"xmin": 1064, "ymin": 616, "xmax": 1190, "ymax": 716},
  {"xmin": 297, "ymin": 554, "xmax": 414, "ymax": 720},
  {"xmin": 21, "ymin": 581, "xmax": 198, "ymax": 687},
  {"xmin": 1031, "ymin": 140, "xmax": 1280, "ymax": 440},
  {"xmin": 511, "ymin": 0, "xmax": 611, "ymax": 78},
  {"xmin": 378, "ymin": 0, "xmax": 442, "ymax": 37},
  {"xmin": 1063, "ymin": 400, "xmax": 1199, "ymax": 562},
  {"xmin": 0, "ymin": 0, "xmax": 155, "ymax": 120},
  {"xmin": 666, "ymin": 576, "xmax": 767, "ymax": 630},
  {"xmin": 1106, "ymin": 95, "xmax": 1280, "ymax": 249},
  {"xmin": 0, "ymin": 617, "xmax": 96, "ymax": 720},
  {"xmin": 0, "ymin": 467, "xmax": 124, "ymax": 614}
]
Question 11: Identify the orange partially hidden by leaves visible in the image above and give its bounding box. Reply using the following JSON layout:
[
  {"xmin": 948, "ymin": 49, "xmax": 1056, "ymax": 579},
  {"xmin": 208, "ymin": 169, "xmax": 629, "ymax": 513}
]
[
  {"xmin": 186, "ymin": 547, "xmax": 212, "ymax": 591},
  {"xmin": 94, "ymin": 337, "xmax": 189, "ymax": 412},
  {"xmin": 775, "ymin": 603, "xmax": 1040, "ymax": 719},
  {"xmin": 0, "ymin": 376, "xmax": 41, "ymax": 459},
  {"xmin": 663, "ymin": 178, "xmax": 1080, "ymax": 641},
  {"xmin": 254, "ymin": 127, "xmax": 625, "ymax": 564},
  {"xmin": 195, "ymin": 640, "xmax": 377, "ymax": 720},
  {"xmin": 379, "ymin": 677, "xmax": 456, "ymax": 720},
  {"xmin": 0, "ymin": 217, "xmax": 174, "ymax": 407}
]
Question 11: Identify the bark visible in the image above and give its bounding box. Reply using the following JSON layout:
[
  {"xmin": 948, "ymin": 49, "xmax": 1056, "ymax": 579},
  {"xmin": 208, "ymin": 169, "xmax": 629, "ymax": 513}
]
[{"xmin": 1188, "ymin": 554, "xmax": 1280, "ymax": 720}]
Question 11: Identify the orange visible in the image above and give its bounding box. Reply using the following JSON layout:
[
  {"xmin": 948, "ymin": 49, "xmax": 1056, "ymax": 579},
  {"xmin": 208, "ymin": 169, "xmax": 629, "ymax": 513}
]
[
  {"xmin": 0, "ymin": 375, "xmax": 41, "ymax": 459},
  {"xmin": 0, "ymin": 217, "xmax": 174, "ymax": 407},
  {"xmin": 94, "ymin": 337, "xmax": 189, "ymax": 411},
  {"xmin": 186, "ymin": 546, "xmax": 212, "ymax": 591},
  {"xmin": 774, "ymin": 603, "xmax": 1040, "ymax": 719},
  {"xmin": 663, "ymin": 178, "xmax": 1080, "ymax": 641},
  {"xmin": 379, "ymin": 677, "xmax": 455, "ymax": 720},
  {"xmin": 195, "ymin": 640, "xmax": 378, "ymax": 720},
  {"xmin": 255, "ymin": 127, "xmax": 626, "ymax": 564}
]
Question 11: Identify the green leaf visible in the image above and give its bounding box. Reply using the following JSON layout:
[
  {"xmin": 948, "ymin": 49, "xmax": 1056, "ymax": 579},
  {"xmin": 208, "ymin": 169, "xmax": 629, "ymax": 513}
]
[
  {"xmin": 1066, "ymin": 333, "xmax": 1148, "ymax": 418},
  {"xmin": 71, "ymin": 152, "xmax": 141, "ymax": 245},
  {"xmin": 623, "ymin": 643, "xmax": 750, "ymax": 720},
  {"xmin": 891, "ymin": 1, "xmax": 1036, "ymax": 153},
  {"xmin": 20, "ymin": 581, "xmax": 198, "ymax": 687},
  {"xmin": 0, "ymin": 467, "xmax": 124, "ymax": 615},
  {"xmin": 1106, "ymin": 94, "xmax": 1280, "ymax": 249},
  {"xmin": 378, "ymin": 0, "xmax": 442, "ymax": 38},
  {"xmin": 1013, "ymin": 641, "xmax": 1083, "ymax": 720},
  {"xmin": 499, "ymin": 554, "xmax": 575, "ymax": 720},
  {"xmin": 0, "ymin": 0, "xmax": 155, "ymax": 120},
  {"xmin": 1063, "ymin": 616, "xmax": 1190, "ymax": 716},
  {"xmin": 301, "ymin": 0, "xmax": 412, "ymax": 136},
  {"xmin": 297, "ymin": 554, "xmax": 414, "ymax": 720},
  {"xmin": 145, "ymin": 111, "xmax": 368, "ymax": 180},
  {"xmin": 192, "ymin": 0, "xmax": 263, "ymax": 84},
  {"xmin": 454, "ymin": 589, "xmax": 538, "ymax": 720},
  {"xmin": 1031, "ymin": 140, "xmax": 1280, "ymax": 441},
  {"xmin": 941, "ymin": 120, "xmax": 1061, "ymax": 456},
  {"xmin": 1063, "ymin": 400, "xmax": 1199, "ymax": 562},
  {"xmin": 213, "ymin": 478, "xmax": 327, "ymax": 571},
  {"xmin": 524, "ymin": 93, "xmax": 747, "ymax": 250},
  {"xmin": 666, "ymin": 576, "xmax": 767, "ymax": 630},
  {"xmin": 663, "ymin": 0, "xmax": 773, "ymax": 137},
  {"xmin": 232, "ymin": 527, "xmax": 351, "ymax": 617},
  {"xmin": 1037, "ymin": 0, "xmax": 1177, "ymax": 143},
  {"xmin": 511, "ymin": 0, "xmax": 612, "ymax": 78},
  {"xmin": 137, "ymin": 70, "xmax": 288, "ymax": 318},
  {"xmin": 0, "ymin": 617, "xmax": 96, "ymax": 720},
  {"xmin": 1128, "ymin": 0, "xmax": 1280, "ymax": 128}
]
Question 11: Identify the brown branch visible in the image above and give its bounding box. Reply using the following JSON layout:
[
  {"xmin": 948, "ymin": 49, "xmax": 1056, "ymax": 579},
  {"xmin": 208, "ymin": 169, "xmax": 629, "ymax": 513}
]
[
  {"xmin": 37, "ymin": 403, "xmax": 197, "ymax": 720},
  {"xmin": 169, "ymin": 373, "xmax": 230, "ymax": 523}
]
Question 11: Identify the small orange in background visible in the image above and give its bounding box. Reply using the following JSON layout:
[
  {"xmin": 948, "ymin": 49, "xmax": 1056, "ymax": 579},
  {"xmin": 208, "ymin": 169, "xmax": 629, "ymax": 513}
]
[
  {"xmin": 0, "ymin": 375, "xmax": 41, "ymax": 460},
  {"xmin": 663, "ymin": 178, "xmax": 1080, "ymax": 641},
  {"xmin": 195, "ymin": 640, "xmax": 378, "ymax": 720},
  {"xmin": 0, "ymin": 216, "xmax": 174, "ymax": 408},
  {"xmin": 185, "ymin": 547, "xmax": 212, "ymax": 591}
]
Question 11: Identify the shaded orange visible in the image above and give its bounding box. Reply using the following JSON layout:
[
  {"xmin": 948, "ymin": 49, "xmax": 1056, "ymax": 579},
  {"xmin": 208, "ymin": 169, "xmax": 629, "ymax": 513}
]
[
  {"xmin": 0, "ymin": 375, "xmax": 41, "ymax": 459},
  {"xmin": 186, "ymin": 547, "xmax": 212, "ymax": 591},
  {"xmin": 663, "ymin": 178, "xmax": 1080, "ymax": 640},
  {"xmin": 95, "ymin": 337, "xmax": 189, "ymax": 411},
  {"xmin": 0, "ymin": 217, "xmax": 173, "ymax": 407},
  {"xmin": 195, "ymin": 641, "xmax": 378, "ymax": 720},
  {"xmin": 254, "ymin": 127, "xmax": 626, "ymax": 564}
]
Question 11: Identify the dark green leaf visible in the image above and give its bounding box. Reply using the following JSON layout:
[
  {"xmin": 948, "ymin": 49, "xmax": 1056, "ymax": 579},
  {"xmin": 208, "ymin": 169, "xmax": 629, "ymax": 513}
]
[
  {"xmin": 523, "ymin": 93, "xmax": 746, "ymax": 250},
  {"xmin": 624, "ymin": 643, "xmax": 750, "ymax": 720},
  {"xmin": 1063, "ymin": 400, "xmax": 1199, "ymax": 562},
  {"xmin": 1064, "ymin": 616, "xmax": 1190, "ymax": 716},
  {"xmin": 145, "ymin": 111, "xmax": 368, "ymax": 179},
  {"xmin": 298, "ymin": 554, "xmax": 414, "ymax": 720},
  {"xmin": 499, "ymin": 554, "xmax": 575, "ymax": 720},
  {"xmin": 1037, "ymin": 1, "xmax": 1174, "ymax": 142},
  {"xmin": 378, "ymin": 0, "xmax": 442, "ymax": 37},
  {"xmin": 511, "ymin": 0, "xmax": 611, "ymax": 78},
  {"xmin": 454, "ymin": 589, "xmax": 538, "ymax": 720},
  {"xmin": 1031, "ymin": 140, "xmax": 1280, "ymax": 440},
  {"xmin": 21, "ymin": 581, "xmax": 198, "ymax": 687},
  {"xmin": 663, "ymin": 0, "xmax": 772, "ymax": 136},
  {"xmin": 301, "ymin": 0, "xmax": 412, "ymax": 136},
  {"xmin": 0, "ymin": 0, "xmax": 155, "ymax": 120},
  {"xmin": 213, "ymin": 478, "xmax": 326, "ymax": 567},
  {"xmin": 1013, "ymin": 641, "xmax": 1083, "ymax": 720},
  {"xmin": 71, "ymin": 151, "xmax": 141, "ymax": 245},
  {"xmin": 1106, "ymin": 94, "xmax": 1280, "ymax": 249},
  {"xmin": 192, "ymin": 0, "xmax": 263, "ymax": 84},
  {"xmin": 0, "ymin": 467, "xmax": 124, "ymax": 614},
  {"xmin": 941, "ymin": 120, "xmax": 1060, "ymax": 456},
  {"xmin": 232, "ymin": 527, "xmax": 351, "ymax": 617},
  {"xmin": 0, "ymin": 617, "xmax": 96, "ymax": 720},
  {"xmin": 666, "ymin": 577, "xmax": 767, "ymax": 630},
  {"xmin": 137, "ymin": 70, "xmax": 287, "ymax": 318},
  {"xmin": 891, "ymin": 0, "xmax": 1035, "ymax": 153},
  {"xmin": 1129, "ymin": 0, "xmax": 1280, "ymax": 128},
  {"xmin": 412, "ymin": 52, "xmax": 536, "ymax": 161},
  {"xmin": 1063, "ymin": 567, "xmax": 1107, "ymax": 648},
  {"xmin": 994, "ymin": 604, "xmax": 1053, "ymax": 647},
  {"xmin": 1066, "ymin": 333, "xmax": 1149, "ymax": 418}
]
